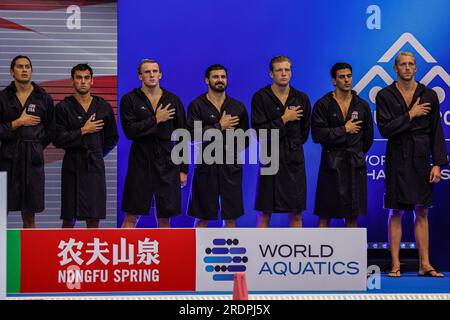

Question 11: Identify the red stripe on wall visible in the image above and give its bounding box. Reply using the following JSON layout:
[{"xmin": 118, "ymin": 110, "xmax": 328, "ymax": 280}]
[
  {"xmin": 0, "ymin": 1, "xmax": 115, "ymax": 11},
  {"xmin": 0, "ymin": 17, "xmax": 36, "ymax": 32}
]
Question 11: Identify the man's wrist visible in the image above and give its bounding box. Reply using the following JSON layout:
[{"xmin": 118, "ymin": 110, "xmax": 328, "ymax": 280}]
[{"xmin": 12, "ymin": 118, "xmax": 22, "ymax": 129}]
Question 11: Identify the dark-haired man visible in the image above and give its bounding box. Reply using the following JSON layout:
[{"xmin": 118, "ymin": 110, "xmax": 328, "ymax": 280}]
[
  {"xmin": 311, "ymin": 62, "xmax": 373, "ymax": 227},
  {"xmin": 54, "ymin": 64, "xmax": 118, "ymax": 228},
  {"xmin": 0, "ymin": 55, "xmax": 55, "ymax": 228},
  {"xmin": 187, "ymin": 64, "xmax": 249, "ymax": 227}
]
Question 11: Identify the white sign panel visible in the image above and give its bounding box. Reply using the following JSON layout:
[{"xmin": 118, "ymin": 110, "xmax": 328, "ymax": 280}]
[{"xmin": 196, "ymin": 228, "xmax": 367, "ymax": 292}]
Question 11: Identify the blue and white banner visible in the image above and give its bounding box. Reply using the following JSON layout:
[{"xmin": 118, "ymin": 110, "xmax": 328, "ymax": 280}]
[{"xmin": 196, "ymin": 229, "xmax": 367, "ymax": 291}]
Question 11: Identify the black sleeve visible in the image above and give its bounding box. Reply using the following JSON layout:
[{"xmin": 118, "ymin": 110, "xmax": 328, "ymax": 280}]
[
  {"xmin": 235, "ymin": 103, "xmax": 250, "ymax": 151},
  {"xmin": 300, "ymin": 94, "xmax": 311, "ymax": 145},
  {"xmin": 429, "ymin": 91, "xmax": 448, "ymax": 166},
  {"xmin": 242, "ymin": 104, "xmax": 250, "ymax": 149},
  {"xmin": 239, "ymin": 104, "xmax": 250, "ymax": 132},
  {"xmin": 362, "ymin": 102, "xmax": 374, "ymax": 154},
  {"xmin": 0, "ymin": 122, "xmax": 12, "ymax": 140},
  {"xmin": 186, "ymin": 100, "xmax": 221, "ymax": 138},
  {"xmin": 311, "ymin": 100, "xmax": 347, "ymax": 144},
  {"xmin": 174, "ymin": 97, "xmax": 186, "ymax": 131},
  {"xmin": 42, "ymin": 94, "xmax": 55, "ymax": 148},
  {"xmin": 0, "ymin": 96, "xmax": 13, "ymax": 140},
  {"xmin": 53, "ymin": 103, "xmax": 84, "ymax": 149},
  {"xmin": 251, "ymin": 92, "xmax": 285, "ymax": 139},
  {"xmin": 102, "ymin": 105, "xmax": 119, "ymax": 157},
  {"xmin": 120, "ymin": 93, "xmax": 157, "ymax": 140},
  {"xmin": 174, "ymin": 97, "xmax": 189, "ymax": 174},
  {"xmin": 375, "ymin": 92, "xmax": 411, "ymax": 138}
]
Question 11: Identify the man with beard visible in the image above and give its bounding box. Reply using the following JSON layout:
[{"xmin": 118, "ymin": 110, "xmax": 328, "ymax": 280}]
[
  {"xmin": 376, "ymin": 52, "xmax": 448, "ymax": 277},
  {"xmin": 311, "ymin": 62, "xmax": 373, "ymax": 227},
  {"xmin": 0, "ymin": 55, "xmax": 55, "ymax": 228},
  {"xmin": 54, "ymin": 64, "xmax": 118, "ymax": 228},
  {"xmin": 120, "ymin": 59, "xmax": 187, "ymax": 228},
  {"xmin": 251, "ymin": 56, "xmax": 311, "ymax": 228},
  {"xmin": 187, "ymin": 64, "xmax": 249, "ymax": 227}
]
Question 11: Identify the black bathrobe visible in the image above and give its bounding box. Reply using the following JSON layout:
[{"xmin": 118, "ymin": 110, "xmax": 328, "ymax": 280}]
[
  {"xmin": 376, "ymin": 82, "xmax": 448, "ymax": 210},
  {"xmin": 0, "ymin": 82, "xmax": 54, "ymax": 213},
  {"xmin": 186, "ymin": 94, "xmax": 249, "ymax": 220},
  {"xmin": 251, "ymin": 85, "xmax": 311, "ymax": 213},
  {"xmin": 120, "ymin": 88, "xmax": 187, "ymax": 217},
  {"xmin": 54, "ymin": 95, "xmax": 118, "ymax": 220},
  {"xmin": 312, "ymin": 91, "xmax": 373, "ymax": 218}
]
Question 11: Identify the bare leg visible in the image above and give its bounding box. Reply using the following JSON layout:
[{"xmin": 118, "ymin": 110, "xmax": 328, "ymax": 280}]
[
  {"xmin": 318, "ymin": 217, "xmax": 330, "ymax": 228},
  {"xmin": 121, "ymin": 213, "xmax": 139, "ymax": 228},
  {"xmin": 256, "ymin": 212, "xmax": 271, "ymax": 228},
  {"xmin": 194, "ymin": 219, "xmax": 209, "ymax": 228},
  {"xmin": 388, "ymin": 209, "xmax": 403, "ymax": 277},
  {"xmin": 345, "ymin": 217, "xmax": 358, "ymax": 228},
  {"xmin": 414, "ymin": 206, "xmax": 444, "ymax": 277},
  {"xmin": 62, "ymin": 219, "xmax": 76, "ymax": 228},
  {"xmin": 21, "ymin": 211, "xmax": 36, "ymax": 229},
  {"xmin": 157, "ymin": 218, "xmax": 170, "ymax": 228},
  {"xmin": 289, "ymin": 212, "xmax": 302, "ymax": 228},
  {"xmin": 224, "ymin": 219, "xmax": 236, "ymax": 228},
  {"xmin": 86, "ymin": 219, "xmax": 100, "ymax": 229}
]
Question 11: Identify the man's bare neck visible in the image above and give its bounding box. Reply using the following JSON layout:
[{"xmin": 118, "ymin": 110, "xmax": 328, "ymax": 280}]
[
  {"xmin": 333, "ymin": 89, "xmax": 352, "ymax": 101},
  {"xmin": 141, "ymin": 85, "xmax": 162, "ymax": 97},
  {"xmin": 396, "ymin": 78, "xmax": 417, "ymax": 92},
  {"xmin": 271, "ymin": 83, "xmax": 290, "ymax": 96},
  {"xmin": 14, "ymin": 81, "xmax": 33, "ymax": 94},
  {"xmin": 74, "ymin": 92, "xmax": 92, "ymax": 104},
  {"xmin": 207, "ymin": 90, "xmax": 226, "ymax": 102}
]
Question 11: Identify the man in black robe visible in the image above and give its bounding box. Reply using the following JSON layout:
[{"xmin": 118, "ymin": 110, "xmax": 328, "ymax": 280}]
[
  {"xmin": 120, "ymin": 59, "xmax": 187, "ymax": 228},
  {"xmin": 251, "ymin": 56, "xmax": 311, "ymax": 227},
  {"xmin": 312, "ymin": 62, "xmax": 373, "ymax": 227},
  {"xmin": 376, "ymin": 52, "xmax": 448, "ymax": 277},
  {"xmin": 187, "ymin": 64, "xmax": 249, "ymax": 227},
  {"xmin": 0, "ymin": 55, "xmax": 55, "ymax": 228},
  {"xmin": 54, "ymin": 64, "xmax": 118, "ymax": 228}
]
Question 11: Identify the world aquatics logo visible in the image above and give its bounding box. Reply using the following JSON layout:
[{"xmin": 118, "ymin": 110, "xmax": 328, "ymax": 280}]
[
  {"xmin": 203, "ymin": 238, "xmax": 248, "ymax": 282},
  {"xmin": 354, "ymin": 32, "xmax": 450, "ymax": 105}
]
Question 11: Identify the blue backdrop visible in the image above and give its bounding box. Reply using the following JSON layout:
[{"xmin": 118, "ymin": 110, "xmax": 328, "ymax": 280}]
[{"xmin": 118, "ymin": 0, "xmax": 450, "ymax": 268}]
